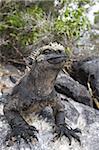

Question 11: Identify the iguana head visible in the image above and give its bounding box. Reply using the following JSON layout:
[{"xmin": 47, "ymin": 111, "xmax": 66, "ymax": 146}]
[
  {"xmin": 28, "ymin": 43, "xmax": 67, "ymax": 97},
  {"xmin": 30, "ymin": 42, "xmax": 67, "ymax": 69}
]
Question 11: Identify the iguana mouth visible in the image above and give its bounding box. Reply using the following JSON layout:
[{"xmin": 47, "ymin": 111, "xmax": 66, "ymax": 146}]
[{"xmin": 47, "ymin": 55, "xmax": 66, "ymax": 64}]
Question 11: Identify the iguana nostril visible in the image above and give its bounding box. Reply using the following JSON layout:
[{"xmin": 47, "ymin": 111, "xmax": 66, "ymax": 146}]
[{"xmin": 57, "ymin": 50, "xmax": 62, "ymax": 54}]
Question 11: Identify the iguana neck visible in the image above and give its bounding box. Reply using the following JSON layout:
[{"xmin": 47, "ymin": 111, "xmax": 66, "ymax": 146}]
[{"xmin": 27, "ymin": 63, "xmax": 59, "ymax": 97}]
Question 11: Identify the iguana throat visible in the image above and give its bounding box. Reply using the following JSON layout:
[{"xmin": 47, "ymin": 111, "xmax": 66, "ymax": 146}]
[{"xmin": 28, "ymin": 63, "xmax": 59, "ymax": 97}]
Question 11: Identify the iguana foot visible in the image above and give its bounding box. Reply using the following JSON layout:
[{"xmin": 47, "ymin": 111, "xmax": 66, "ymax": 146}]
[
  {"xmin": 53, "ymin": 124, "xmax": 81, "ymax": 145},
  {"xmin": 5, "ymin": 125, "xmax": 38, "ymax": 146}
]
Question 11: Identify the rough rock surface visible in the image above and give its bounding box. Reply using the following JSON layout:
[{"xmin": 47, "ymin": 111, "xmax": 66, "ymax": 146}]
[
  {"xmin": 70, "ymin": 57, "xmax": 99, "ymax": 105},
  {"xmin": 0, "ymin": 95, "xmax": 99, "ymax": 150},
  {"xmin": 55, "ymin": 72, "xmax": 91, "ymax": 106},
  {"xmin": 0, "ymin": 64, "xmax": 99, "ymax": 150},
  {"xmin": 70, "ymin": 57, "xmax": 99, "ymax": 87}
]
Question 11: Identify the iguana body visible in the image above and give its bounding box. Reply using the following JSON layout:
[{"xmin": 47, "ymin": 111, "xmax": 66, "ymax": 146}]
[{"xmin": 3, "ymin": 43, "xmax": 80, "ymax": 146}]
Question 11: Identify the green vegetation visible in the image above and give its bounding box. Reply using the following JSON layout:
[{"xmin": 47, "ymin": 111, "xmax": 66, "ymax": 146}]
[
  {"xmin": 55, "ymin": 0, "xmax": 91, "ymax": 37},
  {"xmin": 0, "ymin": 0, "xmax": 92, "ymax": 62},
  {"xmin": 94, "ymin": 11, "xmax": 99, "ymax": 24}
]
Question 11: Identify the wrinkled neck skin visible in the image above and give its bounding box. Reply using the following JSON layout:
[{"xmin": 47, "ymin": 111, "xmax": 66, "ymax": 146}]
[{"xmin": 27, "ymin": 62, "xmax": 60, "ymax": 97}]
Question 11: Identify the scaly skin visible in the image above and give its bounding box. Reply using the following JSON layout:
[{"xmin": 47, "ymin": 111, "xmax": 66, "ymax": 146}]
[{"xmin": 3, "ymin": 43, "xmax": 81, "ymax": 146}]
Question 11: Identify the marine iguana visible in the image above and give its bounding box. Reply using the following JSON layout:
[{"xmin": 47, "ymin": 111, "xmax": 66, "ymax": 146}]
[{"xmin": 3, "ymin": 43, "xmax": 80, "ymax": 146}]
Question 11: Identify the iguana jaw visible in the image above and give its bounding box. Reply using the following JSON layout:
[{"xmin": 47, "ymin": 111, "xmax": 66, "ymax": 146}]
[{"xmin": 47, "ymin": 54, "xmax": 66, "ymax": 64}]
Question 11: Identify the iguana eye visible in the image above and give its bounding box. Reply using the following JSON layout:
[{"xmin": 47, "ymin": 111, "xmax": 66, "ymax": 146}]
[
  {"xmin": 57, "ymin": 50, "xmax": 62, "ymax": 54},
  {"xmin": 42, "ymin": 49, "xmax": 52, "ymax": 54}
]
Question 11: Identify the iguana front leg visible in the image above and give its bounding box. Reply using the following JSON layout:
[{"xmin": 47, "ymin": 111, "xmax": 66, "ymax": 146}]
[
  {"xmin": 3, "ymin": 99, "xmax": 38, "ymax": 146},
  {"xmin": 52, "ymin": 101, "xmax": 81, "ymax": 145}
]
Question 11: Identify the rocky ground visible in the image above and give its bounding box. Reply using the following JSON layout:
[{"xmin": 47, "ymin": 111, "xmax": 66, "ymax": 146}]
[{"xmin": 0, "ymin": 64, "xmax": 99, "ymax": 150}]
